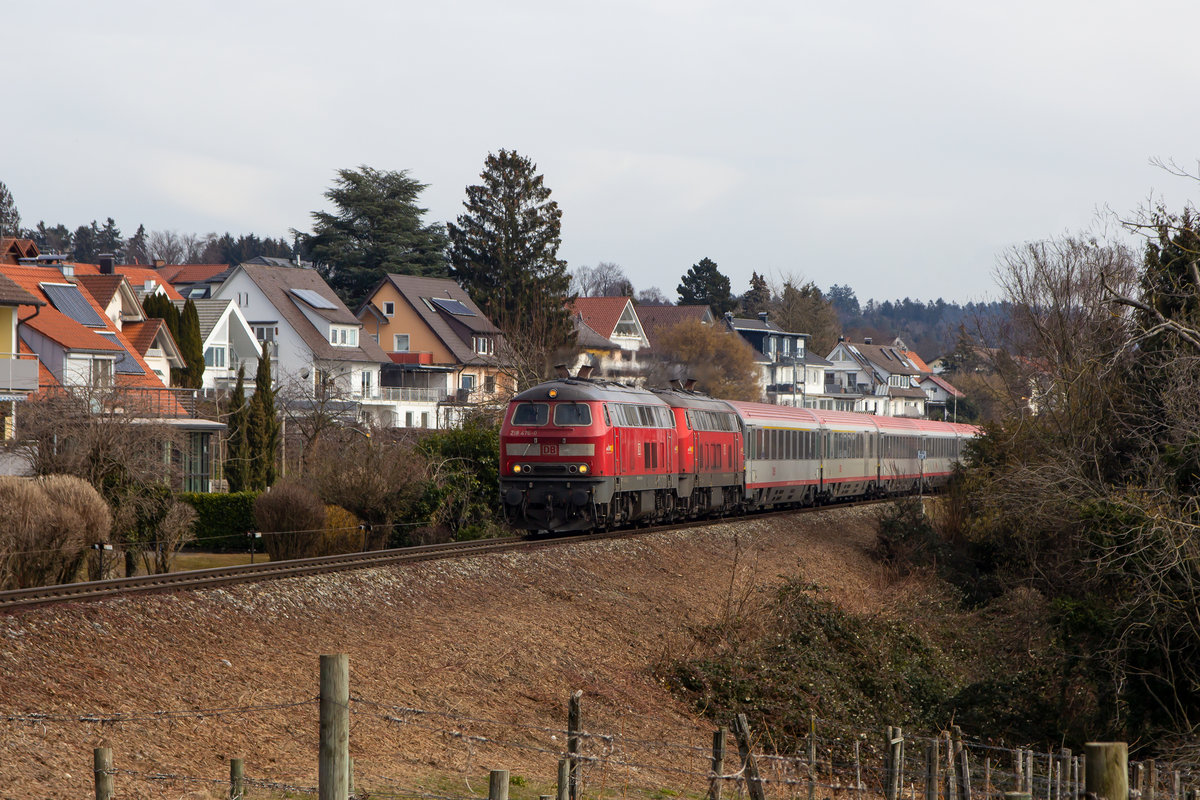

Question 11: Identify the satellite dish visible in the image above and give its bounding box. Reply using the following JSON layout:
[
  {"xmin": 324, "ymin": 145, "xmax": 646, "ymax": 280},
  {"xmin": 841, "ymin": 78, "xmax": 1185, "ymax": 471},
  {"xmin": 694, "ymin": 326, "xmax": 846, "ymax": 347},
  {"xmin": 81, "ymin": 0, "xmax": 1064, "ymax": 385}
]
[{"xmin": 300, "ymin": 368, "xmax": 311, "ymax": 379}]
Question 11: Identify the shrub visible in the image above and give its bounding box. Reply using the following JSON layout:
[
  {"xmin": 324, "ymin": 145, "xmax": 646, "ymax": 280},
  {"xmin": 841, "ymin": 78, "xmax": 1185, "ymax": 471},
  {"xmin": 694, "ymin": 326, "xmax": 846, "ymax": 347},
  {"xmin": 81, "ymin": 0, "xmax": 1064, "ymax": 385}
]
[
  {"xmin": 179, "ymin": 491, "xmax": 259, "ymax": 552},
  {"xmin": 315, "ymin": 505, "xmax": 364, "ymax": 556},
  {"xmin": 0, "ymin": 475, "xmax": 110, "ymax": 589},
  {"xmin": 254, "ymin": 482, "xmax": 326, "ymax": 561}
]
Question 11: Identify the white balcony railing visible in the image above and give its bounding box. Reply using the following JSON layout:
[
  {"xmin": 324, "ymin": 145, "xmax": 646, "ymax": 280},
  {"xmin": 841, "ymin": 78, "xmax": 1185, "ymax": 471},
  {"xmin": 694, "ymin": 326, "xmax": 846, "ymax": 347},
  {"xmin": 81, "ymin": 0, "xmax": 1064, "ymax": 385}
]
[
  {"xmin": 373, "ymin": 387, "xmax": 448, "ymax": 403},
  {"xmin": 0, "ymin": 353, "xmax": 39, "ymax": 394}
]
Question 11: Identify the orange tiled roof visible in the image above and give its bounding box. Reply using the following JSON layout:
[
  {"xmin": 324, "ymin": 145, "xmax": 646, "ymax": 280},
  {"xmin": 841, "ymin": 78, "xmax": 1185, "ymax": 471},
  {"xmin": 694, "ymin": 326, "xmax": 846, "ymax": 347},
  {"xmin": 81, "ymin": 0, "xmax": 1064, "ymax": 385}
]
[
  {"xmin": 0, "ymin": 238, "xmax": 38, "ymax": 265},
  {"xmin": 903, "ymin": 350, "xmax": 933, "ymax": 374},
  {"xmin": 156, "ymin": 263, "xmax": 229, "ymax": 284},
  {"xmin": 116, "ymin": 266, "xmax": 185, "ymax": 300},
  {"xmin": 74, "ymin": 274, "xmax": 124, "ymax": 308},
  {"xmin": 20, "ymin": 306, "xmax": 123, "ymax": 351},
  {"xmin": 121, "ymin": 318, "xmax": 166, "ymax": 356},
  {"xmin": 567, "ymin": 296, "xmax": 634, "ymax": 340}
]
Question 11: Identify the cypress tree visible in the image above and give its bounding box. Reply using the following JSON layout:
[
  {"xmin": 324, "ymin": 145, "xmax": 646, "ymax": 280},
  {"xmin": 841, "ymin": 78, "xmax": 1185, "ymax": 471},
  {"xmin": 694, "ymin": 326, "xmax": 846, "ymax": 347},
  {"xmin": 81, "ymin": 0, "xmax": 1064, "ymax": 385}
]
[
  {"xmin": 247, "ymin": 342, "xmax": 279, "ymax": 489},
  {"xmin": 177, "ymin": 299, "xmax": 205, "ymax": 389},
  {"xmin": 225, "ymin": 364, "xmax": 250, "ymax": 492}
]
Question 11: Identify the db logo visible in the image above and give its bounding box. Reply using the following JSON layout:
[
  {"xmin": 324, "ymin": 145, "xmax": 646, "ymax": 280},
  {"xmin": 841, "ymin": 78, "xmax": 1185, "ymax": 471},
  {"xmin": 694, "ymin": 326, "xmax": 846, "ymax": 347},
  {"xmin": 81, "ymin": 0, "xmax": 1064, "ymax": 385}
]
[{"xmin": 541, "ymin": 444, "xmax": 558, "ymax": 456}]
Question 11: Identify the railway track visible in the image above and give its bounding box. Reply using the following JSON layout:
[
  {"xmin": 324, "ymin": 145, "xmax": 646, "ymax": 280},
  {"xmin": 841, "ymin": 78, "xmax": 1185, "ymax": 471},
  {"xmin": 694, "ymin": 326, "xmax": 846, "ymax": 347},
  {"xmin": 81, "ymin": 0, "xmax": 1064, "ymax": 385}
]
[{"xmin": 0, "ymin": 500, "xmax": 887, "ymax": 613}]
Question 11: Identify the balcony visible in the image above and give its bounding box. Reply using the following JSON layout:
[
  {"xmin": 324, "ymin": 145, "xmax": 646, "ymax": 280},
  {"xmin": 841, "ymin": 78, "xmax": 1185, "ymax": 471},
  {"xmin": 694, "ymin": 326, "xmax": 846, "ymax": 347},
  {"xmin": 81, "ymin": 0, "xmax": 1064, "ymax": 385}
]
[
  {"xmin": 0, "ymin": 353, "xmax": 39, "ymax": 396},
  {"xmin": 373, "ymin": 387, "xmax": 448, "ymax": 403}
]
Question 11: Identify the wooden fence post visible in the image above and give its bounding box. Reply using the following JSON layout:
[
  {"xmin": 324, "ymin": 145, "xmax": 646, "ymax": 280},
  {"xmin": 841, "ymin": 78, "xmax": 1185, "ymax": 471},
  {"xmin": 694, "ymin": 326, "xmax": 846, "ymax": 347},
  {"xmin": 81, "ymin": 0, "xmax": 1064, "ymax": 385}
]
[
  {"xmin": 557, "ymin": 758, "xmax": 569, "ymax": 800},
  {"xmin": 319, "ymin": 654, "xmax": 350, "ymax": 800},
  {"xmin": 94, "ymin": 745, "xmax": 114, "ymax": 800},
  {"xmin": 954, "ymin": 726, "xmax": 971, "ymax": 800},
  {"xmin": 1084, "ymin": 742, "xmax": 1128, "ymax": 800},
  {"xmin": 944, "ymin": 732, "xmax": 957, "ymax": 800},
  {"xmin": 889, "ymin": 727, "xmax": 904, "ymax": 800},
  {"xmin": 1147, "ymin": 760, "xmax": 1156, "ymax": 800},
  {"xmin": 733, "ymin": 713, "xmax": 769, "ymax": 800},
  {"xmin": 809, "ymin": 715, "xmax": 817, "ymax": 800},
  {"xmin": 230, "ymin": 758, "xmax": 244, "ymax": 800},
  {"xmin": 568, "ymin": 691, "xmax": 582, "ymax": 800},
  {"xmin": 1016, "ymin": 750, "xmax": 1025, "ymax": 794},
  {"xmin": 1025, "ymin": 750, "xmax": 1033, "ymax": 799},
  {"xmin": 925, "ymin": 739, "xmax": 940, "ymax": 800},
  {"xmin": 855, "ymin": 739, "xmax": 863, "ymax": 800},
  {"xmin": 710, "ymin": 727, "xmax": 728, "ymax": 800},
  {"xmin": 490, "ymin": 769, "xmax": 510, "ymax": 800}
]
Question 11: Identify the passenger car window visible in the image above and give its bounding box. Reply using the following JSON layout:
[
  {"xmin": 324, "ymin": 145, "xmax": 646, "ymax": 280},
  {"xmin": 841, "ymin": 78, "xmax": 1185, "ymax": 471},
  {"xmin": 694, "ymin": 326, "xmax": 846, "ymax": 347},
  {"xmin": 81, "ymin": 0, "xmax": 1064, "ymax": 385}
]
[
  {"xmin": 553, "ymin": 403, "xmax": 592, "ymax": 426},
  {"xmin": 511, "ymin": 403, "xmax": 549, "ymax": 426}
]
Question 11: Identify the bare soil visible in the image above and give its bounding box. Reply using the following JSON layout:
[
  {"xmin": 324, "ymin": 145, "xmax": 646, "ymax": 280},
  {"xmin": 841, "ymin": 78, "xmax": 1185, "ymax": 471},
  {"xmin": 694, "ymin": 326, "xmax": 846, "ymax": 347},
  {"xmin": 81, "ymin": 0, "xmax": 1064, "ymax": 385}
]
[{"xmin": 0, "ymin": 507, "xmax": 913, "ymax": 799}]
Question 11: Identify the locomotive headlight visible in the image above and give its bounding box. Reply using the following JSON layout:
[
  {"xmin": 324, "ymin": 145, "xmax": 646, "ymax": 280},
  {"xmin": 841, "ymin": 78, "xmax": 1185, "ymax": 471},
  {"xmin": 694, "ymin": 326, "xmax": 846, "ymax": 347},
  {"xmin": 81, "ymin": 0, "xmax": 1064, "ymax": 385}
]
[
  {"xmin": 512, "ymin": 464, "xmax": 522, "ymax": 474},
  {"xmin": 578, "ymin": 464, "xmax": 589, "ymax": 474},
  {"xmin": 548, "ymin": 389, "xmax": 558, "ymax": 398}
]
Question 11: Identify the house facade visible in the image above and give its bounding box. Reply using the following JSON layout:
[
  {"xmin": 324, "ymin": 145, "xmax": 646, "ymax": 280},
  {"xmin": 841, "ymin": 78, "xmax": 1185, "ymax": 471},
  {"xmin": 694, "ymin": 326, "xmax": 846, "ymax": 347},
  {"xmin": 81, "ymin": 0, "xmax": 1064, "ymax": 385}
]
[
  {"xmin": 172, "ymin": 298, "xmax": 262, "ymax": 394},
  {"xmin": 568, "ymin": 296, "xmax": 649, "ymax": 380},
  {"xmin": 824, "ymin": 338, "xmax": 927, "ymax": 417},
  {"xmin": 213, "ymin": 262, "xmax": 394, "ymax": 426},
  {"xmin": 357, "ymin": 274, "xmax": 514, "ymax": 426}
]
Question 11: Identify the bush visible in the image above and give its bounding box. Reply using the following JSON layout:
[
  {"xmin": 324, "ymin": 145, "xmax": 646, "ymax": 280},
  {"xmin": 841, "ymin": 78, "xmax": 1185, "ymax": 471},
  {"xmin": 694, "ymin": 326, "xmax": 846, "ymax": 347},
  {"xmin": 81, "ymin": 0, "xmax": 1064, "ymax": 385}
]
[
  {"xmin": 315, "ymin": 505, "xmax": 364, "ymax": 556},
  {"xmin": 0, "ymin": 475, "xmax": 110, "ymax": 589},
  {"xmin": 179, "ymin": 491, "xmax": 259, "ymax": 552},
  {"xmin": 254, "ymin": 482, "xmax": 326, "ymax": 561}
]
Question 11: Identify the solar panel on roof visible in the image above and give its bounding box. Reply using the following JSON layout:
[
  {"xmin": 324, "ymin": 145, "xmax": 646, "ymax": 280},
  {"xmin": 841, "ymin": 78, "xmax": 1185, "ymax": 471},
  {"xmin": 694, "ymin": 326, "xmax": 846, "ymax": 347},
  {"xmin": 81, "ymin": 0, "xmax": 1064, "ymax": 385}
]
[
  {"xmin": 290, "ymin": 288, "xmax": 337, "ymax": 310},
  {"xmin": 430, "ymin": 297, "xmax": 476, "ymax": 316},
  {"xmin": 97, "ymin": 333, "xmax": 146, "ymax": 375},
  {"xmin": 40, "ymin": 283, "xmax": 107, "ymax": 327}
]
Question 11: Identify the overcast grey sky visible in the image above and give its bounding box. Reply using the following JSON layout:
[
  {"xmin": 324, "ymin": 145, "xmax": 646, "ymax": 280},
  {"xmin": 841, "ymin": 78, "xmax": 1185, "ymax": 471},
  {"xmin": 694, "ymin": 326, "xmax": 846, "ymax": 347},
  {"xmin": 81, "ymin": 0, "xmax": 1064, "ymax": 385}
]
[{"xmin": 6, "ymin": 0, "xmax": 1198, "ymax": 302}]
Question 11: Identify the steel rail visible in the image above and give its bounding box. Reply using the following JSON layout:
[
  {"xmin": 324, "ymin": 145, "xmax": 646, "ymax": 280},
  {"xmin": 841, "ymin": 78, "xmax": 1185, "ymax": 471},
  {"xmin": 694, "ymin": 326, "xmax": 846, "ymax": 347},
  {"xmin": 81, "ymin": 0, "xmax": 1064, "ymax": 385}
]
[{"xmin": 0, "ymin": 499, "xmax": 887, "ymax": 613}]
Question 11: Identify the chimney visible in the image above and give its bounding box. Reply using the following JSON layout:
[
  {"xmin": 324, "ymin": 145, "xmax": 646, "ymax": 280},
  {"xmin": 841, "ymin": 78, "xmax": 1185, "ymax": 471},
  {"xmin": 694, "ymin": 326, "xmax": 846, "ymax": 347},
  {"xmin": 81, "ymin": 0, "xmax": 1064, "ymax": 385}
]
[
  {"xmin": 864, "ymin": 337, "xmax": 873, "ymax": 345},
  {"xmin": 758, "ymin": 311, "xmax": 768, "ymax": 323},
  {"xmin": 99, "ymin": 254, "xmax": 115, "ymax": 275},
  {"xmin": 576, "ymin": 364, "xmax": 594, "ymax": 380}
]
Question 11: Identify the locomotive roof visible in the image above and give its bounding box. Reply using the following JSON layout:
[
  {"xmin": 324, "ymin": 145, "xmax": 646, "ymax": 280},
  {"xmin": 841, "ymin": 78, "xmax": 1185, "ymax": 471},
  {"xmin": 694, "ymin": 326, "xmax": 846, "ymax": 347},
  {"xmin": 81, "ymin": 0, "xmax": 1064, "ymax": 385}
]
[
  {"xmin": 650, "ymin": 389, "xmax": 741, "ymax": 412},
  {"xmin": 729, "ymin": 400, "xmax": 980, "ymax": 436},
  {"xmin": 512, "ymin": 379, "xmax": 667, "ymax": 404}
]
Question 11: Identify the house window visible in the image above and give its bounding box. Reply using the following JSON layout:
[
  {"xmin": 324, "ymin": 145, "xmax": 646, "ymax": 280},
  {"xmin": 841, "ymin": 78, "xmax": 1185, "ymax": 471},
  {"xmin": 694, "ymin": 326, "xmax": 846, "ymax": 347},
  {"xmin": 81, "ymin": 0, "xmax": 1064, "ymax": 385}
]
[
  {"xmin": 461, "ymin": 374, "xmax": 476, "ymax": 391},
  {"xmin": 204, "ymin": 346, "xmax": 226, "ymax": 368},
  {"xmin": 394, "ymin": 334, "xmax": 410, "ymax": 352},
  {"xmin": 349, "ymin": 328, "xmax": 357, "ymax": 346},
  {"xmin": 405, "ymin": 411, "xmax": 413, "ymax": 427},
  {"xmin": 473, "ymin": 336, "xmax": 493, "ymax": 355},
  {"xmin": 421, "ymin": 412, "xmax": 430, "ymax": 428},
  {"xmin": 383, "ymin": 301, "xmax": 394, "ymax": 316},
  {"xmin": 361, "ymin": 369, "xmax": 373, "ymax": 396},
  {"xmin": 91, "ymin": 358, "xmax": 114, "ymax": 388},
  {"xmin": 340, "ymin": 329, "xmax": 348, "ymax": 344},
  {"xmin": 485, "ymin": 375, "xmax": 496, "ymax": 394},
  {"xmin": 330, "ymin": 329, "xmax": 337, "ymax": 344},
  {"xmin": 254, "ymin": 326, "xmax": 275, "ymax": 342}
]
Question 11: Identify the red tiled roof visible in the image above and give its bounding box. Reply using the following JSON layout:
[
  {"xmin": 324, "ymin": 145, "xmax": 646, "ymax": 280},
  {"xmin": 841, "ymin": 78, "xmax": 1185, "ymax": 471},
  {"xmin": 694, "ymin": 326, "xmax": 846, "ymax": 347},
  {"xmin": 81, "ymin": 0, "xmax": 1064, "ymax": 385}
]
[
  {"xmin": 567, "ymin": 296, "xmax": 634, "ymax": 339},
  {"xmin": 0, "ymin": 238, "xmax": 38, "ymax": 265},
  {"xmin": 635, "ymin": 304, "xmax": 712, "ymax": 350},
  {"xmin": 21, "ymin": 306, "xmax": 123, "ymax": 351},
  {"xmin": 68, "ymin": 263, "xmax": 185, "ymax": 301},
  {"xmin": 903, "ymin": 350, "xmax": 933, "ymax": 374},
  {"xmin": 921, "ymin": 373, "xmax": 966, "ymax": 398},
  {"xmin": 156, "ymin": 263, "xmax": 230, "ymax": 284},
  {"xmin": 75, "ymin": 274, "xmax": 124, "ymax": 308},
  {"xmin": 122, "ymin": 318, "xmax": 166, "ymax": 356}
]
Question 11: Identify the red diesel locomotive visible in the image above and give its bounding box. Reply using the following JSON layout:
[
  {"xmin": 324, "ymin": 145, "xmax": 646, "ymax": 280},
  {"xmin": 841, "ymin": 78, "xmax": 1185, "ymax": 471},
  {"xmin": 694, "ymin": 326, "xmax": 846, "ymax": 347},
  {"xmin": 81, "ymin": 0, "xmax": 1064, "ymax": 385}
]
[{"xmin": 499, "ymin": 375, "xmax": 978, "ymax": 533}]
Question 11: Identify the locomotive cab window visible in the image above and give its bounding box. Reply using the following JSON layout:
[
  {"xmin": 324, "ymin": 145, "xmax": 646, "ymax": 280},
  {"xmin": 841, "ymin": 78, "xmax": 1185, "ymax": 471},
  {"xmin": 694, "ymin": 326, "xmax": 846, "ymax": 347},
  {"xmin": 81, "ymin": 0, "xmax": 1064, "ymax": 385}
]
[
  {"xmin": 511, "ymin": 403, "xmax": 549, "ymax": 426},
  {"xmin": 553, "ymin": 403, "xmax": 592, "ymax": 426}
]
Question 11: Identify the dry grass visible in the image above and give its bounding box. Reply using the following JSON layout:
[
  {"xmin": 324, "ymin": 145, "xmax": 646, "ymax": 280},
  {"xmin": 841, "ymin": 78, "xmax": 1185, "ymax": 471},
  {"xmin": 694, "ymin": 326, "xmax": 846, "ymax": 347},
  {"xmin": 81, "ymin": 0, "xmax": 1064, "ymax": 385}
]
[{"xmin": 0, "ymin": 506, "xmax": 922, "ymax": 798}]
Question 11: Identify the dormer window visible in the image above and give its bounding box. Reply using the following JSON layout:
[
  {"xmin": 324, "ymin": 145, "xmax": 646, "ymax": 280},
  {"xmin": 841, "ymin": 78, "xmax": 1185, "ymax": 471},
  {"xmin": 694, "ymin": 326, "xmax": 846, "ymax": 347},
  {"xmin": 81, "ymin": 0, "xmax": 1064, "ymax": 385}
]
[
  {"xmin": 329, "ymin": 326, "xmax": 359, "ymax": 347},
  {"xmin": 473, "ymin": 336, "xmax": 494, "ymax": 355}
]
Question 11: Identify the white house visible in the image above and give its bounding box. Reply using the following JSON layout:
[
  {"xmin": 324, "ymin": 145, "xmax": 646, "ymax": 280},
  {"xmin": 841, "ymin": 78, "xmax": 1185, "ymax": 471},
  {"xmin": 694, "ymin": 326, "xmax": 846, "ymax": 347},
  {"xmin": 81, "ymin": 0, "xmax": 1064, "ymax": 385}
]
[
  {"xmin": 172, "ymin": 298, "xmax": 262, "ymax": 394},
  {"xmin": 824, "ymin": 338, "xmax": 927, "ymax": 418},
  {"xmin": 212, "ymin": 263, "xmax": 393, "ymax": 425}
]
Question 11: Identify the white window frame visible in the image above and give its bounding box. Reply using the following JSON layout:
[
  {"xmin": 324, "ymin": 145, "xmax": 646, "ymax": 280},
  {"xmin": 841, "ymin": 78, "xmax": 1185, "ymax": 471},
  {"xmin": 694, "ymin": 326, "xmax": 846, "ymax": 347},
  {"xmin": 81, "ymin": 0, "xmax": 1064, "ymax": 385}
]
[
  {"xmin": 394, "ymin": 334, "xmax": 409, "ymax": 352},
  {"xmin": 383, "ymin": 301, "xmax": 395, "ymax": 316}
]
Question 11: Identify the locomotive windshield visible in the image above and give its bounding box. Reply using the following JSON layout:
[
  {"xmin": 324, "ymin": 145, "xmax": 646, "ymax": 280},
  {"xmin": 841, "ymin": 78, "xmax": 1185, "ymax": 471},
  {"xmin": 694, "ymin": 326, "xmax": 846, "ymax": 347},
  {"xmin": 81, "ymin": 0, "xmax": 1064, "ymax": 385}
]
[
  {"xmin": 511, "ymin": 403, "xmax": 549, "ymax": 426},
  {"xmin": 553, "ymin": 403, "xmax": 592, "ymax": 426}
]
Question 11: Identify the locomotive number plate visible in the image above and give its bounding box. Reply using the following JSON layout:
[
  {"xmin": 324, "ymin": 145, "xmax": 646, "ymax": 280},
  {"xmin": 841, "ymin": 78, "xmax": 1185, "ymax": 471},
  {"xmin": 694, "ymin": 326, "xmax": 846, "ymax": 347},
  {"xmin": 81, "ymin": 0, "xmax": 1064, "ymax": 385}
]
[{"xmin": 541, "ymin": 444, "xmax": 558, "ymax": 455}]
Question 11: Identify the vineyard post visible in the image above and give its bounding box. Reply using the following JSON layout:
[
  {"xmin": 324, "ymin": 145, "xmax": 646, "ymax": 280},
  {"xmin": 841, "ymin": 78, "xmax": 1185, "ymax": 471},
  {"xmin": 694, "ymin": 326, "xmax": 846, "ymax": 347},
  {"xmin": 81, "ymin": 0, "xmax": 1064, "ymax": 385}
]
[
  {"xmin": 568, "ymin": 691, "xmax": 582, "ymax": 800},
  {"xmin": 885, "ymin": 728, "xmax": 895, "ymax": 800},
  {"xmin": 944, "ymin": 732, "xmax": 957, "ymax": 800},
  {"xmin": 1173, "ymin": 770, "xmax": 1181, "ymax": 800},
  {"xmin": 94, "ymin": 745, "xmax": 114, "ymax": 800},
  {"xmin": 230, "ymin": 758, "xmax": 244, "ymax": 800},
  {"xmin": 925, "ymin": 739, "xmax": 939, "ymax": 800},
  {"xmin": 985, "ymin": 757, "xmax": 992, "ymax": 800},
  {"xmin": 1084, "ymin": 742, "xmax": 1127, "ymax": 800},
  {"xmin": 855, "ymin": 739, "xmax": 863, "ymax": 800},
  {"xmin": 319, "ymin": 654, "xmax": 350, "ymax": 800},
  {"xmin": 710, "ymin": 727, "xmax": 728, "ymax": 800},
  {"xmin": 809, "ymin": 715, "xmax": 817, "ymax": 800},
  {"xmin": 1024, "ymin": 750, "xmax": 1033, "ymax": 798},
  {"xmin": 1016, "ymin": 751, "xmax": 1024, "ymax": 793},
  {"xmin": 1136, "ymin": 764, "xmax": 1146, "ymax": 800},
  {"xmin": 953, "ymin": 726, "xmax": 971, "ymax": 800},
  {"xmin": 557, "ymin": 758, "xmax": 569, "ymax": 800},
  {"xmin": 733, "ymin": 713, "xmax": 769, "ymax": 800},
  {"xmin": 1147, "ymin": 760, "xmax": 1156, "ymax": 800},
  {"xmin": 490, "ymin": 769, "xmax": 510, "ymax": 800}
]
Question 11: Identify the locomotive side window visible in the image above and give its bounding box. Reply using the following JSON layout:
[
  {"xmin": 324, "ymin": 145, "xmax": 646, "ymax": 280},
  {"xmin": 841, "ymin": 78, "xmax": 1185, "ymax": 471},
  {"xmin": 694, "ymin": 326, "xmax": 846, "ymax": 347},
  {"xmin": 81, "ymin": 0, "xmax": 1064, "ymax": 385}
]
[
  {"xmin": 512, "ymin": 403, "xmax": 549, "ymax": 426},
  {"xmin": 554, "ymin": 403, "xmax": 592, "ymax": 426}
]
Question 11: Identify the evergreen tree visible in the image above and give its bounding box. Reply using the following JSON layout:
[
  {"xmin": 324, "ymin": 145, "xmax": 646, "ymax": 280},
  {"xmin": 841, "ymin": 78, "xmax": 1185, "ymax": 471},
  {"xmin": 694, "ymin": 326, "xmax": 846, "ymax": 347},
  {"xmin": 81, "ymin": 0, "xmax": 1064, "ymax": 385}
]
[
  {"xmin": 176, "ymin": 299, "xmax": 205, "ymax": 389},
  {"xmin": 97, "ymin": 217, "xmax": 123, "ymax": 258},
  {"xmin": 126, "ymin": 224, "xmax": 149, "ymax": 265},
  {"xmin": 300, "ymin": 166, "xmax": 448, "ymax": 308},
  {"xmin": 677, "ymin": 257, "xmax": 734, "ymax": 314},
  {"xmin": 72, "ymin": 221, "xmax": 101, "ymax": 263},
  {"xmin": 741, "ymin": 271, "xmax": 771, "ymax": 314},
  {"xmin": 0, "ymin": 181, "xmax": 20, "ymax": 237},
  {"xmin": 224, "ymin": 364, "xmax": 251, "ymax": 492},
  {"xmin": 447, "ymin": 149, "xmax": 573, "ymax": 365},
  {"xmin": 247, "ymin": 342, "xmax": 279, "ymax": 489},
  {"xmin": 141, "ymin": 294, "xmax": 182, "ymax": 347},
  {"xmin": 31, "ymin": 222, "xmax": 72, "ymax": 254}
]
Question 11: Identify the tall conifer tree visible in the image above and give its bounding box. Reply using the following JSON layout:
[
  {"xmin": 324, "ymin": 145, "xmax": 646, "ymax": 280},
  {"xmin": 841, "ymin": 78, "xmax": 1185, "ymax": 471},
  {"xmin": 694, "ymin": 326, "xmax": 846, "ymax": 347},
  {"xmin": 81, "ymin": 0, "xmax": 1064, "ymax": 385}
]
[
  {"xmin": 225, "ymin": 364, "xmax": 251, "ymax": 492},
  {"xmin": 247, "ymin": 343, "xmax": 279, "ymax": 489}
]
